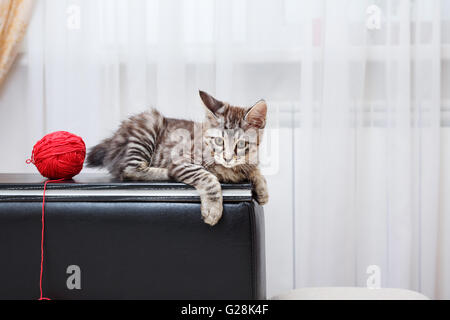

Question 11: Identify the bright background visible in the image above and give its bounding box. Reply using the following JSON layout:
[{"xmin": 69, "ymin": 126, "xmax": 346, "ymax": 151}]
[{"xmin": 1, "ymin": 0, "xmax": 450, "ymax": 299}]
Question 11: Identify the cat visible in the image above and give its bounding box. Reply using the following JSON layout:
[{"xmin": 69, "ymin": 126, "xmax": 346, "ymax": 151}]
[{"xmin": 86, "ymin": 90, "xmax": 268, "ymax": 226}]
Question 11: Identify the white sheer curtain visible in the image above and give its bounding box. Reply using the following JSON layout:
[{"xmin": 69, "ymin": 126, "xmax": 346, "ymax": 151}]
[
  {"xmin": 0, "ymin": 0, "xmax": 449, "ymax": 299},
  {"xmin": 292, "ymin": 0, "xmax": 448, "ymax": 300}
]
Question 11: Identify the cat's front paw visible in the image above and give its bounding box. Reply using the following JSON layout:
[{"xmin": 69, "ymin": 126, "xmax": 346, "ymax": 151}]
[
  {"xmin": 201, "ymin": 200, "xmax": 223, "ymax": 226},
  {"xmin": 253, "ymin": 179, "xmax": 269, "ymax": 205},
  {"xmin": 255, "ymin": 189, "xmax": 269, "ymax": 205}
]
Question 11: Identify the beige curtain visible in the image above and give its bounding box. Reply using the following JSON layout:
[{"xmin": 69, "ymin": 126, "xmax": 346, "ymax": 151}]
[{"xmin": 0, "ymin": 0, "xmax": 33, "ymax": 88}]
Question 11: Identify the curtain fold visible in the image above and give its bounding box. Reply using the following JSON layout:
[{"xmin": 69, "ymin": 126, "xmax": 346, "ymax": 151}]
[
  {"xmin": 293, "ymin": 0, "xmax": 447, "ymax": 299},
  {"xmin": 0, "ymin": 0, "xmax": 33, "ymax": 88}
]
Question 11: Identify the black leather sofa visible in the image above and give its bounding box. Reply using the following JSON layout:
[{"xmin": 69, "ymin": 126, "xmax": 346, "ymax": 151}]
[{"xmin": 0, "ymin": 174, "xmax": 266, "ymax": 300}]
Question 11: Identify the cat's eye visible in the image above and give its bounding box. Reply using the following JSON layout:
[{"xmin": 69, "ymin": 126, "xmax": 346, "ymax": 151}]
[
  {"xmin": 214, "ymin": 137, "xmax": 224, "ymax": 146},
  {"xmin": 236, "ymin": 140, "xmax": 246, "ymax": 149}
]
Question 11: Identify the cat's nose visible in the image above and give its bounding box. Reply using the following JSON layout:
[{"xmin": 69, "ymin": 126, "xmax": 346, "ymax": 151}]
[{"xmin": 224, "ymin": 154, "xmax": 233, "ymax": 162}]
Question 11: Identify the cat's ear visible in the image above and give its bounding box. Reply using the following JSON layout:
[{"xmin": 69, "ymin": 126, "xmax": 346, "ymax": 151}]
[
  {"xmin": 199, "ymin": 90, "xmax": 225, "ymax": 117},
  {"xmin": 245, "ymin": 100, "xmax": 267, "ymax": 128}
]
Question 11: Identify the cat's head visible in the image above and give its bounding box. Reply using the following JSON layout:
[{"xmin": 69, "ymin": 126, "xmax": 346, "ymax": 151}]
[{"xmin": 199, "ymin": 90, "xmax": 267, "ymax": 168}]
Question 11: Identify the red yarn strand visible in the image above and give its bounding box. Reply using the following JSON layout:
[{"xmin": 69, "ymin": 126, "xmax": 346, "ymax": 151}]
[
  {"xmin": 26, "ymin": 131, "xmax": 86, "ymax": 301},
  {"xmin": 39, "ymin": 179, "xmax": 64, "ymax": 301}
]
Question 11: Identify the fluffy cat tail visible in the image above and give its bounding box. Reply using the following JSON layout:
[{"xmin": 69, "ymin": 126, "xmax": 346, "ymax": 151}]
[{"xmin": 86, "ymin": 139, "xmax": 110, "ymax": 167}]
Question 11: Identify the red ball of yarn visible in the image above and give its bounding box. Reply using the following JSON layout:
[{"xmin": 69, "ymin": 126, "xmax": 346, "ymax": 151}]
[{"xmin": 27, "ymin": 131, "xmax": 86, "ymax": 180}]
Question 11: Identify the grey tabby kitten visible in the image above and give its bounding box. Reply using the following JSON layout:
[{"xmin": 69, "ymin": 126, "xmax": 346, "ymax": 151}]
[{"xmin": 86, "ymin": 91, "xmax": 268, "ymax": 226}]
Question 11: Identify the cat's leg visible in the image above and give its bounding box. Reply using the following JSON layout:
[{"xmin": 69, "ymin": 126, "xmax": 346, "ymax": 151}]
[
  {"xmin": 122, "ymin": 164, "xmax": 169, "ymax": 181},
  {"xmin": 169, "ymin": 162, "xmax": 223, "ymax": 226},
  {"xmin": 119, "ymin": 138, "xmax": 169, "ymax": 180},
  {"xmin": 249, "ymin": 168, "xmax": 269, "ymax": 205}
]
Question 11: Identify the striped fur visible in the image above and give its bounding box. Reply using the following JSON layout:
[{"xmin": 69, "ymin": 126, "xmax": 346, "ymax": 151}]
[{"xmin": 87, "ymin": 91, "xmax": 268, "ymax": 226}]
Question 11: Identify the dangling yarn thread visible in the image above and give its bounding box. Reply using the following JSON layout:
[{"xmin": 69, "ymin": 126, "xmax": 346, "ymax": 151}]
[{"xmin": 27, "ymin": 131, "xmax": 86, "ymax": 300}]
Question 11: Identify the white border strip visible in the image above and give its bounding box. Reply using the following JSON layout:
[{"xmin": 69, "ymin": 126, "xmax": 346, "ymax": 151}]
[{"xmin": 0, "ymin": 188, "xmax": 251, "ymax": 199}]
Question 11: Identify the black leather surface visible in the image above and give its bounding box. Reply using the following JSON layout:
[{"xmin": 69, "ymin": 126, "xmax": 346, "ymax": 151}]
[
  {"xmin": 0, "ymin": 173, "xmax": 253, "ymax": 203},
  {"xmin": 0, "ymin": 173, "xmax": 252, "ymax": 190},
  {"xmin": 0, "ymin": 200, "xmax": 266, "ymax": 300}
]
